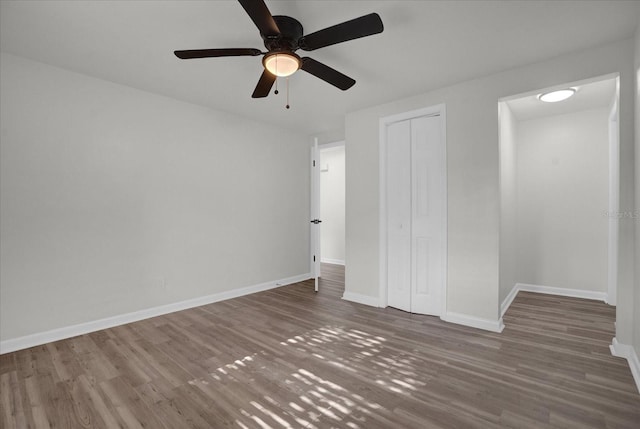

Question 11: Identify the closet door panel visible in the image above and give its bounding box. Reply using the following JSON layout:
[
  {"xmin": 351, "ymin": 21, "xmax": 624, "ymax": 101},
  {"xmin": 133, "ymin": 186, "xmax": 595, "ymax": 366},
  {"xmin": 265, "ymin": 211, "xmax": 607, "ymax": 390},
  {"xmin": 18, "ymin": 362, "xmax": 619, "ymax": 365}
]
[
  {"xmin": 410, "ymin": 115, "xmax": 443, "ymax": 315},
  {"xmin": 386, "ymin": 120, "xmax": 412, "ymax": 312}
]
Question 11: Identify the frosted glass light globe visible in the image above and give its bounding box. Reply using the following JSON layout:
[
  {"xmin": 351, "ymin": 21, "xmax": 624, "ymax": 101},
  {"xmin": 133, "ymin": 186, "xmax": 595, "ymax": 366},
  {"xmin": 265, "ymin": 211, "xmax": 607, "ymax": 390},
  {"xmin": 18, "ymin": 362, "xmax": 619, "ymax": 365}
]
[{"xmin": 263, "ymin": 53, "xmax": 301, "ymax": 77}]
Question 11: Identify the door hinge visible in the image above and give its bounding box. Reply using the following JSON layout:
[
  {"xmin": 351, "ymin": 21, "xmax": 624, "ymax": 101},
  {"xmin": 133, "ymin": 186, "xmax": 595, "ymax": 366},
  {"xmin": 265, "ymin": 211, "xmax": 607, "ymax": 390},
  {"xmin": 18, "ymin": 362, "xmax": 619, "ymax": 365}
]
[
  {"xmin": 313, "ymin": 255, "xmax": 316, "ymax": 262},
  {"xmin": 313, "ymin": 160, "xmax": 316, "ymax": 167}
]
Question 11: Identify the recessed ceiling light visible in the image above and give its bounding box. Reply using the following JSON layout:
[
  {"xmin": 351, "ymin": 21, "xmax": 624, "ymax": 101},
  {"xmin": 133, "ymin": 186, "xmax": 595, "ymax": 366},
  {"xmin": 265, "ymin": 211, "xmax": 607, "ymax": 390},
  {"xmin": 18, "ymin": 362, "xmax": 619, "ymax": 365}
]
[{"xmin": 538, "ymin": 88, "xmax": 576, "ymax": 103}]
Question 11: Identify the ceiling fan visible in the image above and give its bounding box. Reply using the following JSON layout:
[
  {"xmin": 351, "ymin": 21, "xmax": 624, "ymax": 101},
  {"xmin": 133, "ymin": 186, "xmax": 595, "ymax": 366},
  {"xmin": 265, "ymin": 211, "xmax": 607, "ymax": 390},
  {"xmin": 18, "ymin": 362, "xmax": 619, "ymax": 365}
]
[{"xmin": 174, "ymin": 0, "xmax": 384, "ymax": 100}]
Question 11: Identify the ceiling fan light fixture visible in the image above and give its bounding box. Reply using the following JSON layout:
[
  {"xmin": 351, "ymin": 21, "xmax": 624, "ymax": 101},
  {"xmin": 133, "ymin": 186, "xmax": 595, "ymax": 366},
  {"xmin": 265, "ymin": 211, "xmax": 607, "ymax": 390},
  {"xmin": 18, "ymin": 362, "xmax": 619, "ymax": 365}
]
[
  {"xmin": 263, "ymin": 52, "xmax": 301, "ymax": 77},
  {"xmin": 538, "ymin": 88, "xmax": 576, "ymax": 103}
]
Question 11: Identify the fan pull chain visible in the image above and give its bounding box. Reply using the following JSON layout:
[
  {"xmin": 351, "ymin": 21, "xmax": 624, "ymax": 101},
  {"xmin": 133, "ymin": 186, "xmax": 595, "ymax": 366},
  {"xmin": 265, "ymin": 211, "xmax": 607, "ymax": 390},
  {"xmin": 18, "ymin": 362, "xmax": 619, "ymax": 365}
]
[
  {"xmin": 286, "ymin": 77, "xmax": 290, "ymax": 109},
  {"xmin": 274, "ymin": 78, "xmax": 279, "ymax": 95}
]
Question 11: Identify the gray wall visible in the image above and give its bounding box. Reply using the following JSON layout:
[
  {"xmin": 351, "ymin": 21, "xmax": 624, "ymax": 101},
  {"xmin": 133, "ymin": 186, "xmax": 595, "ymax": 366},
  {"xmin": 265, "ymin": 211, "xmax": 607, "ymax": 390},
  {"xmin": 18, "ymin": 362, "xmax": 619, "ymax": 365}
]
[
  {"xmin": 499, "ymin": 102, "xmax": 518, "ymax": 304},
  {"xmin": 0, "ymin": 53, "xmax": 310, "ymax": 342},
  {"xmin": 345, "ymin": 38, "xmax": 635, "ymax": 329},
  {"xmin": 515, "ymin": 108, "xmax": 609, "ymax": 293},
  {"xmin": 633, "ymin": 21, "xmax": 640, "ymax": 365}
]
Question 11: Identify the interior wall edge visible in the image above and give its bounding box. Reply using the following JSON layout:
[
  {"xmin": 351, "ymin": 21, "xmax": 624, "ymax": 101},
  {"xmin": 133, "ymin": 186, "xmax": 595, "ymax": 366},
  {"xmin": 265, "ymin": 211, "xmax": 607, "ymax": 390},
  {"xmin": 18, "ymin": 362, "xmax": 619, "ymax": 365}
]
[
  {"xmin": 321, "ymin": 258, "xmax": 345, "ymax": 265},
  {"xmin": 516, "ymin": 283, "xmax": 607, "ymax": 302},
  {"xmin": 500, "ymin": 283, "xmax": 520, "ymax": 318},
  {"xmin": 441, "ymin": 312, "xmax": 505, "ymax": 333},
  {"xmin": 501, "ymin": 283, "xmax": 610, "ymax": 321},
  {"xmin": 610, "ymin": 337, "xmax": 640, "ymax": 394},
  {"xmin": 341, "ymin": 292, "xmax": 381, "ymax": 308}
]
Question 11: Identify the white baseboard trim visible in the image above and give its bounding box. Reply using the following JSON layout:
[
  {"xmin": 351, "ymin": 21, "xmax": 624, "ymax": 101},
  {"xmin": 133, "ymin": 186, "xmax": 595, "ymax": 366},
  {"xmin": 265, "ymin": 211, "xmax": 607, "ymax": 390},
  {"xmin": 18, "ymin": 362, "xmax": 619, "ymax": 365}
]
[
  {"xmin": 442, "ymin": 312, "xmax": 505, "ymax": 333},
  {"xmin": 342, "ymin": 292, "xmax": 380, "ymax": 307},
  {"xmin": 517, "ymin": 283, "xmax": 607, "ymax": 302},
  {"xmin": 321, "ymin": 258, "xmax": 345, "ymax": 266},
  {"xmin": 501, "ymin": 283, "xmax": 608, "ymax": 318},
  {"xmin": 500, "ymin": 284, "xmax": 520, "ymax": 318},
  {"xmin": 610, "ymin": 337, "xmax": 640, "ymax": 393},
  {"xmin": 0, "ymin": 273, "xmax": 312, "ymax": 355}
]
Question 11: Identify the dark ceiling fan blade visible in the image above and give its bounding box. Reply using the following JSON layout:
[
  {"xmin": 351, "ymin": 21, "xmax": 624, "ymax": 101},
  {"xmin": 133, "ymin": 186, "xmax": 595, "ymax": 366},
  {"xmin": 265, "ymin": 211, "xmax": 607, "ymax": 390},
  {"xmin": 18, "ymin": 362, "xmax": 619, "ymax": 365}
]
[
  {"xmin": 252, "ymin": 70, "xmax": 276, "ymax": 98},
  {"xmin": 300, "ymin": 57, "xmax": 355, "ymax": 90},
  {"xmin": 238, "ymin": 0, "xmax": 280, "ymax": 37},
  {"xmin": 174, "ymin": 48, "xmax": 262, "ymax": 59},
  {"xmin": 300, "ymin": 13, "xmax": 383, "ymax": 51}
]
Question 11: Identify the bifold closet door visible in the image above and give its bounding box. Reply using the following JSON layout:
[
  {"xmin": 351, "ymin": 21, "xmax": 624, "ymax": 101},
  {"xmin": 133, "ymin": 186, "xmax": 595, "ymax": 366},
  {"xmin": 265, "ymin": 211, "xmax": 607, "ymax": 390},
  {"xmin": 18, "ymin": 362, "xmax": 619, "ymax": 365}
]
[
  {"xmin": 386, "ymin": 120, "xmax": 412, "ymax": 312},
  {"xmin": 386, "ymin": 114, "xmax": 444, "ymax": 316},
  {"xmin": 410, "ymin": 115, "xmax": 444, "ymax": 315}
]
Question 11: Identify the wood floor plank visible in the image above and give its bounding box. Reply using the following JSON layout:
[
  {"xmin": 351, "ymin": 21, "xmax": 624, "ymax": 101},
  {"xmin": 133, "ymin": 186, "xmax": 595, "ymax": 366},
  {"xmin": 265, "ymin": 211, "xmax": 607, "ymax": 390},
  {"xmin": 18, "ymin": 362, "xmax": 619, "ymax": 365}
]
[
  {"xmin": 1, "ymin": 263, "xmax": 638, "ymax": 428},
  {"xmin": 0, "ymin": 354, "xmax": 15, "ymax": 376},
  {"xmin": 99, "ymin": 376, "xmax": 167, "ymax": 429}
]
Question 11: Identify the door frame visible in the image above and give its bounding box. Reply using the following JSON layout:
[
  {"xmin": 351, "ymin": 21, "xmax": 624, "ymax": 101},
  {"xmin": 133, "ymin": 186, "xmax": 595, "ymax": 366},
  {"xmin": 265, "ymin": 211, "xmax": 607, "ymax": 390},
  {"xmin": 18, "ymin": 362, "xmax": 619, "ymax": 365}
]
[
  {"xmin": 379, "ymin": 104, "xmax": 448, "ymax": 316},
  {"xmin": 310, "ymin": 139, "xmax": 347, "ymax": 291},
  {"xmin": 607, "ymin": 78, "xmax": 620, "ymax": 305}
]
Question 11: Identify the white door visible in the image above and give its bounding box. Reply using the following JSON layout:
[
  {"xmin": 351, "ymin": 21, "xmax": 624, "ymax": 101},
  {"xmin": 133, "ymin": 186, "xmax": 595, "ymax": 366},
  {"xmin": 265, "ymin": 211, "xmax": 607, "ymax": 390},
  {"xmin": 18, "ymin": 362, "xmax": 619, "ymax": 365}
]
[
  {"xmin": 410, "ymin": 115, "xmax": 445, "ymax": 315},
  {"xmin": 386, "ymin": 121, "xmax": 412, "ymax": 311},
  {"xmin": 311, "ymin": 139, "xmax": 321, "ymax": 291},
  {"xmin": 386, "ymin": 114, "xmax": 445, "ymax": 315}
]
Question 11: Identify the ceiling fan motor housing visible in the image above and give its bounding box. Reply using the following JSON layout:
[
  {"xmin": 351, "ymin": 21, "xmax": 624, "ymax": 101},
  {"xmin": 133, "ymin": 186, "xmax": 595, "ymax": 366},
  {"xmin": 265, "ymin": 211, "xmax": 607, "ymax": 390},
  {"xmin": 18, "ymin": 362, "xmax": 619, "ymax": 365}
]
[{"xmin": 262, "ymin": 15, "xmax": 304, "ymax": 52}]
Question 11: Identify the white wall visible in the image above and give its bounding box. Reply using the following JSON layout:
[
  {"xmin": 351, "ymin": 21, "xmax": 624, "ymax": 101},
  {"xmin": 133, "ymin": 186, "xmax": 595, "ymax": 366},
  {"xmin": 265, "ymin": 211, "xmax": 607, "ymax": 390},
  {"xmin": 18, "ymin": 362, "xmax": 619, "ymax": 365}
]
[
  {"xmin": 499, "ymin": 103, "xmax": 518, "ymax": 303},
  {"xmin": 320, "ymin": 145, "xmax": 345, "ymax": 264},
  {"xmin": 311, "ymin": 129, "xmax": 345, "ymax": 146},
  {"xmin": 345, "ymin": 38, "xmax": 634, "ymax": 329},
  {"xmin": 515, "ymin": 108, "xmax": 609, "ymax": 292},
  {"xmin": 0, "ymin": 53, "xmax": 310, "ymax": 342},
  {"xmin": 633, "ymin": 20, "xmax": 640, "ymax": 365}
]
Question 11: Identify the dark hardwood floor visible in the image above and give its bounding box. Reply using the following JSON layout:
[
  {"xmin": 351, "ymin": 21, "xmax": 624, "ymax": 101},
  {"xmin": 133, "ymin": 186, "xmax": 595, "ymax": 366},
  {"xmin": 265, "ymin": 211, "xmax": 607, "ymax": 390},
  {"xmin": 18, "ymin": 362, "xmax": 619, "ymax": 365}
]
[{"xmin": 1, "ymin": 263, "xmax": 639, "ymax": 428}]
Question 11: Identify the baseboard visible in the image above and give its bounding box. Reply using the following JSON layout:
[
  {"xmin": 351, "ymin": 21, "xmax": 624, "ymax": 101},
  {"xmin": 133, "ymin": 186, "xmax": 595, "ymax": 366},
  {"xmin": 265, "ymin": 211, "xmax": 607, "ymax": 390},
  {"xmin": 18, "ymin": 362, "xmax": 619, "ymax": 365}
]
[
  {"xmin": 321, "ymin": 258, "xmax": 345, "ymax": 266},
  {"xmin": 342, "ymin": 291, "xmax": 380, "ymax": 307},
  {"xmin": 517, "ymin": 283, "xmax": 607, "ymax": 302},
  {"xmin": 442, "ymin": 312, "xmax": 505, "ymax": 333},
  {"xmin": 500, "ymin": 283, "xmax": 609, "ymax": 320},
  {"xmin": 610, "ymin": 337, "xmax": 640, "ymax": 393},
  {"xmin": 500, "ymin": 284, "xmax": 520, "ymax": 318},
  {"xmin": 0, "ymin": 273, "xmax": 311, "ymax": 354}
]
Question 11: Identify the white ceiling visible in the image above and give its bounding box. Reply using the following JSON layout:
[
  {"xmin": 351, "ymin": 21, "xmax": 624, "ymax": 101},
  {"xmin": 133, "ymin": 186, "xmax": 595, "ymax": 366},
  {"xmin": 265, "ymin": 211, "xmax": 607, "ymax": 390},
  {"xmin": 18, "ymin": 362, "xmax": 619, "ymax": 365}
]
[
  {"xmin": 1, "ymin": 1, "xmax": 638, "ymax": 135},
  {"xmin": 506, "ymin": 78, "xmax": 617, "ymax": 122}
]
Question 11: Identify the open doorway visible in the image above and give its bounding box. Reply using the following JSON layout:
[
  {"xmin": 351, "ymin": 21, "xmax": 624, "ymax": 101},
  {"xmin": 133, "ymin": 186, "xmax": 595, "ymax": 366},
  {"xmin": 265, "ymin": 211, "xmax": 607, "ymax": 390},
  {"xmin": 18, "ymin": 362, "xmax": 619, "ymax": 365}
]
[
  {"xmin": 498, "ymin": 74, "xmax": 619, "ymax": 317},
  {"xmin": 310, "ymin": 141, "xmax": 346, "ymax": 292},
  {"xmin": 319, "ymin": 142, "xmax": 346, "ymax": 266}
]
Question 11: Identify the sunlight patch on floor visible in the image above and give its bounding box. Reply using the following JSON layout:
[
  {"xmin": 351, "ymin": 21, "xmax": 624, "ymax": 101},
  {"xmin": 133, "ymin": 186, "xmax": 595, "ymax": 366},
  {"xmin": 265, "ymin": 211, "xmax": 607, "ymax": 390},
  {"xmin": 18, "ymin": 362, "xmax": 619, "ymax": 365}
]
[{"xmin": 182, "ymin": 325, "xmax": 430, "ymax": 428}]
